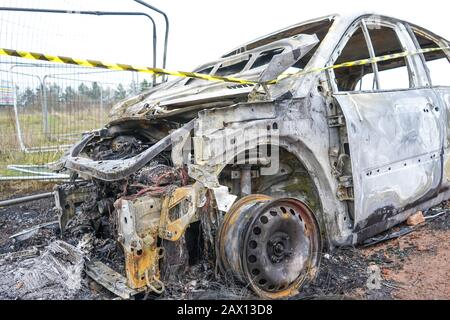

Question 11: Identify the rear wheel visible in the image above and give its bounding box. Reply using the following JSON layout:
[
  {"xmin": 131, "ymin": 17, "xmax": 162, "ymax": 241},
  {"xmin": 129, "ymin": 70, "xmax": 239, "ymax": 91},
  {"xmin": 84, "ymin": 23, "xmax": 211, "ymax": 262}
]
[{"xmin": 217, "ymin": 195, "xmax": 321, "ymax": 299}]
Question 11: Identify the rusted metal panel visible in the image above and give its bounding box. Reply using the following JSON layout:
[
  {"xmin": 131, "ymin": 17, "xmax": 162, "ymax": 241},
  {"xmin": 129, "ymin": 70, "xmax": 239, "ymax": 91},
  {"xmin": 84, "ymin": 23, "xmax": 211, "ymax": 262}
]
[{"xmin": 115, "ymin": 195, "xmax": 163, "ymax": 290}]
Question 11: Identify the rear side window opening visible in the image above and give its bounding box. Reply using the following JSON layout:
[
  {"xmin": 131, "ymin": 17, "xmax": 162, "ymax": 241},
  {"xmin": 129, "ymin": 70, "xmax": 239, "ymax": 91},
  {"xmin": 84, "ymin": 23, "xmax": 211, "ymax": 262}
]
[{"xmin": 412, "ymin": 28, "xmax": 450, "ymax": 87}]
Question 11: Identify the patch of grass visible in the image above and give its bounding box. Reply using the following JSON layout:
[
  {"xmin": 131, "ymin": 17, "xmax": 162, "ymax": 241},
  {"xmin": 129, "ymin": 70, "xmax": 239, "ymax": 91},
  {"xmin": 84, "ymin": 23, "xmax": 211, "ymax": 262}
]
[
  {"xmin": 0, "ymin": 106, "xmax": 107, "ymax": 148},
  {"xmin": 0, "ymin": 150, "xmax": 63, "ymax": 176},
  {"xmin": 0, "ymin": 106, "xmax": 108, "ymax": 176}
]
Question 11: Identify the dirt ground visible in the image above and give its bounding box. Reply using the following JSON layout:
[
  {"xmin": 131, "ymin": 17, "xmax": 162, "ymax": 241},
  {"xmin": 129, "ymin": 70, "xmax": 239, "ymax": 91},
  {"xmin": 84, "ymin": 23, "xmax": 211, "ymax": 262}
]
[
  {"xmin": 359, "ymin": 214, "xmax": 450, "ymax": 300},
  {"xmin": 0, "ymin": 187, "xmax": 449, "ymax": 300}
]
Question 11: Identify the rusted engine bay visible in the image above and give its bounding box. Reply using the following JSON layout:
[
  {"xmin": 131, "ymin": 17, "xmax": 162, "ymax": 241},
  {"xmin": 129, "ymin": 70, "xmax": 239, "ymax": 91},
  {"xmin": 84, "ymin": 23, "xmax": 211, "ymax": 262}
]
[{"xmin": 55, "ymin": 133, "xmax": 211, "ymax": 295}]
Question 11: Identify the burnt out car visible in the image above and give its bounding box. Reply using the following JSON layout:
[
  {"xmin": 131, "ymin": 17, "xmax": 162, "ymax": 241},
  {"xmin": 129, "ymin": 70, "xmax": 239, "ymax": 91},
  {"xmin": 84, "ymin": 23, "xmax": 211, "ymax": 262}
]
[{"xmin": 53, "ymin": 13, "xmax": 450, "ymax": 299}]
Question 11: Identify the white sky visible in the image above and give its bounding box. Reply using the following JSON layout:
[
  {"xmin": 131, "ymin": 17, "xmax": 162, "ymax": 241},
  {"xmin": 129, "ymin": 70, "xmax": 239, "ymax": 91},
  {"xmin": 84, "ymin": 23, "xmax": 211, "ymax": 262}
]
[{"xmin": 0, "ymin": 0, "xmax": 448, "ymax": 72}]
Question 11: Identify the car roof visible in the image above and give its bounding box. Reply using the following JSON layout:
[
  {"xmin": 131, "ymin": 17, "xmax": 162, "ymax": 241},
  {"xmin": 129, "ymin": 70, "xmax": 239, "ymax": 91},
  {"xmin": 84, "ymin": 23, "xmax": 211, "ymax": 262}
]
[{"xmin": 222, "ymin": 12, "xmax": 449, "ymax": 57}]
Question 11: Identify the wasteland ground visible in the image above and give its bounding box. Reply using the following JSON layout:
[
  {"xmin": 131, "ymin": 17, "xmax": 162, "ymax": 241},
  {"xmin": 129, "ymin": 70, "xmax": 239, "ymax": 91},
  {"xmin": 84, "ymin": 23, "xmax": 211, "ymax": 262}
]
[{"xmin": 0, "ymin": 182, "xmax": 449, "ymax": 300}]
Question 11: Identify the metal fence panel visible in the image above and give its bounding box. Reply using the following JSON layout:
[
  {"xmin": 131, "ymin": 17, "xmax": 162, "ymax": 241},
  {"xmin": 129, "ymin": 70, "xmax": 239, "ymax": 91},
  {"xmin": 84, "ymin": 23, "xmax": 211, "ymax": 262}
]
[{"xmin": 0, "ymin": 1, "xmax": 160, "ymax": 183}]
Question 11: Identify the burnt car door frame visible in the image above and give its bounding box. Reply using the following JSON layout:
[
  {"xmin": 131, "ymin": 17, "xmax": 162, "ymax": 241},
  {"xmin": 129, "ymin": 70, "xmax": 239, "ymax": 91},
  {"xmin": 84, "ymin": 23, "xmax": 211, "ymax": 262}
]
[
  {"xmin": 407, "ymin": 23, "xmax": 450, "ymax": 190},
  {"xmin": 326, "ymin": 16, "xmax": 447, "ymax": 241}
]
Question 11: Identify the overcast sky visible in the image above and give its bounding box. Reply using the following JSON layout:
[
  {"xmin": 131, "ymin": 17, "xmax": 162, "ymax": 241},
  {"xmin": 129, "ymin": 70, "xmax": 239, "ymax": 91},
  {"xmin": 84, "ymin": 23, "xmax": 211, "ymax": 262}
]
[{"xmin": 0, "ymin": 0, "xmax": 448, "ymax": 72}]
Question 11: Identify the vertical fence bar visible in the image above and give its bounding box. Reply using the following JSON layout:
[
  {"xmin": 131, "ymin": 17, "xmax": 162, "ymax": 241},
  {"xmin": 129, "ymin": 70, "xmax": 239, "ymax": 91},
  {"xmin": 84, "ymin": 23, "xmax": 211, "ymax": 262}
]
[
  {"xmin": 10, "ymin": 71, "xmax": 26, "ymax": 151},
  {"xmin": 42, "ymin": 75, "xmax": 49, "ymax": 139}
]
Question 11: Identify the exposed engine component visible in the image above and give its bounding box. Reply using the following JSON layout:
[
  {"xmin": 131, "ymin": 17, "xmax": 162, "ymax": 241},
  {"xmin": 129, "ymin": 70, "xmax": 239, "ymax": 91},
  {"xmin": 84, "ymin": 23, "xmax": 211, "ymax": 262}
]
[
  {"xmin": 90, "ymin": 135, "xmax": 148, "ymax": 161},
  {"xmin": 112, "ymin": 182, "xmax": 207, "ymax": 292},
  {"xmin": 136, "ymin": 164, "xmax": 183, "ymax": 186}
]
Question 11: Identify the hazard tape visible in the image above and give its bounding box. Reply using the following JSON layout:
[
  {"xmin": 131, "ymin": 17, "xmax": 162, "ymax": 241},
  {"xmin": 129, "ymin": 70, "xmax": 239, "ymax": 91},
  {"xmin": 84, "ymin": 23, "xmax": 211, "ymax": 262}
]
[
  {"xmin": 0, "ymin": 46, "xmax": 449, "ymax": 85},
  {"xmin": 0, "ymin": 48, "xmax": 256, "ymax": 85},
  {"xmin": 287, "ymin": 46, "xmax": 450, "ymax": 80}
]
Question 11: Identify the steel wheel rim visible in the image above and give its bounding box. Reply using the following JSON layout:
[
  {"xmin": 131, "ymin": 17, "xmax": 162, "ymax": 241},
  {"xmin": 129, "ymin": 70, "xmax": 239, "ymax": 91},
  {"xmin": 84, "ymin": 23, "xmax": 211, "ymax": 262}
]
[
  {"xmin": 216, "ymin": 194, "xmax": 272, "ymax": 280},
  {"xmin": 242, "ymin": 198, "xmax": 321, "ymax": 299}
]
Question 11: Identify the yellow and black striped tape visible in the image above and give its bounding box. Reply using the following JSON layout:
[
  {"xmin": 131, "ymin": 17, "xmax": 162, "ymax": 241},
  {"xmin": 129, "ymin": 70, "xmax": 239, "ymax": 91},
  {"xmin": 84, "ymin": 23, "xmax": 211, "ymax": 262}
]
[
  {"xmin": 0, "ymin": 46, "xmax": 448, "ymax": 85},
  {"xmin": 291, "ymin": 46, "xmax": 450, "ymax": 79},
  {"xmin": 0, "ymin": 48, "xmax": 256, "ymax": 85}
]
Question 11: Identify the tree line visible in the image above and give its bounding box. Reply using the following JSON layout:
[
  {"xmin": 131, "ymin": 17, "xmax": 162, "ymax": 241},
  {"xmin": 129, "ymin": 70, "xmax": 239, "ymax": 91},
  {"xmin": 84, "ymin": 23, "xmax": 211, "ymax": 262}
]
[{"xmin": 15, "ymin": 79, "xmax": 152, "ymax": 108}]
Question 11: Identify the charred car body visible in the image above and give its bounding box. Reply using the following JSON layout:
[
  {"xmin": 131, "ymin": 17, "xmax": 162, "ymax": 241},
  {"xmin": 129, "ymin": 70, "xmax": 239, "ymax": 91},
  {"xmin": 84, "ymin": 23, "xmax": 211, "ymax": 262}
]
[{"xmin": 53, "ymin": 13, "xmax": 450, "ymax": 298}]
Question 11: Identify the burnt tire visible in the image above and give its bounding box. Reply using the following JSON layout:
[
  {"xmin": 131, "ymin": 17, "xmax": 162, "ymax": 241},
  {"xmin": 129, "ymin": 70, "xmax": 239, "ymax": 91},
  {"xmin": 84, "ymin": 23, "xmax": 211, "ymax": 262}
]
[{"xmin": 217, "ymin": 195, "xmax": 321, "ymax": 299}]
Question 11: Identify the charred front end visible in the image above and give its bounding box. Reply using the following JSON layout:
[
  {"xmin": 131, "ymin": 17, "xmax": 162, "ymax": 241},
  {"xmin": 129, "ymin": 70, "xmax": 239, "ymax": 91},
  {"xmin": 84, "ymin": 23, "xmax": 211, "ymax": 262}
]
[{"xmin": 51, "ymin": 30, "xmax": 334, "ymax": 299}]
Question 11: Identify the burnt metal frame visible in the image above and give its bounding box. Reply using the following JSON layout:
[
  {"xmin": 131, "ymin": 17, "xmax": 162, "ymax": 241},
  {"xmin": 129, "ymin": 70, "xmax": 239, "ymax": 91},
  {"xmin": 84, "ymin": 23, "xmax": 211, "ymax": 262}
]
[
  {"xmin": 133, "ymin": 0, "xmax": 169, "ymax": 82},
  {"xmin": 406, "ymin": 23, "xmax": 450, "ymax": 87},
  {"xmin": 327, "ymin": 16, "xmax": 419, "ymax": 94}
]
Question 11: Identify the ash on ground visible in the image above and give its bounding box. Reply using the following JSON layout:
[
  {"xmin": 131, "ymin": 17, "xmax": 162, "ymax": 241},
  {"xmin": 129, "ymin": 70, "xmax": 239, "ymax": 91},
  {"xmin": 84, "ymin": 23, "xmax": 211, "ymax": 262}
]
[{"xmin": 0, "ymin": 194, "xmax": 449, "ymax": 300}]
